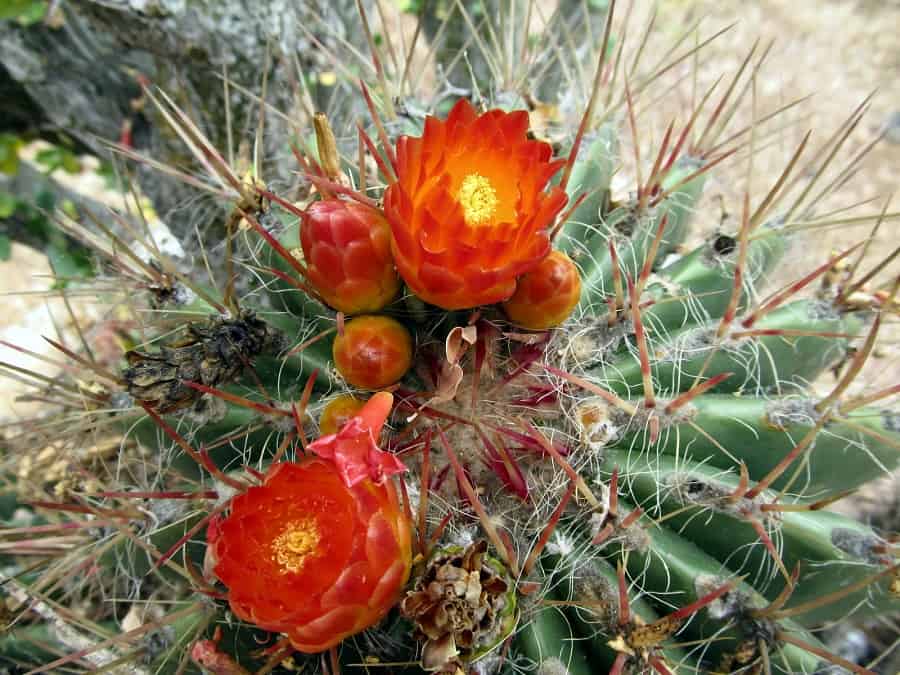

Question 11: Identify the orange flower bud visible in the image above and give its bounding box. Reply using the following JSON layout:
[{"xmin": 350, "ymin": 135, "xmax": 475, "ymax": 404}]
[
  {"xmin": 332, "ymin": 315, "xmax": 413, "ymax": 389},
  {"xmin": 503, "ymin": 250, "xmax": 582, "ymax": 329},
  {"xmin": 384, "ymin": 99, "xmax": 568, "ymax": 310},
  {"xmin": 301, "ymin": 199, "xmax": 401, "ymax": 314},
  {"xmin": 319, "ymin": 394, "xmax": 365, "ymax": 436},
  {"xmin": 208, "ymin": 394, "xmax": 411, "ymax": 653}
]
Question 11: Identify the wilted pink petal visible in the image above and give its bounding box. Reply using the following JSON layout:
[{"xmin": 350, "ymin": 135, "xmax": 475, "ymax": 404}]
[{"xmin": 308, "ymin": 392, "xmax": 407, "ymax": 487}]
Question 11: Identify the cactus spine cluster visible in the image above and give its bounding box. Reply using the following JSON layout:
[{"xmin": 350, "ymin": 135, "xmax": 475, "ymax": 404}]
[{"xmin": 2, "ymin": 2, "xmax": 898, "ymax": 674}]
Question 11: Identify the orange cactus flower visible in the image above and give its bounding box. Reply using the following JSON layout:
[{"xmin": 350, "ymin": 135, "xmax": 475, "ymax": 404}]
[
  {"xmin": 384, "ymin": 99, "xmax": 568, "ymax": 310},
  {"xmin": 301, "ymin": 199, "xmax": 401, "ymax": 314},
  {"xmin": 208, "ymin": 393, "xmax": 411, "ymax": 653}
]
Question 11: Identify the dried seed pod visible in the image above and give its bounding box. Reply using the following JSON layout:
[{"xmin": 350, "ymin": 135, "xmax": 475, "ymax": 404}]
[
  {"xmin": 401, "ymin": 540, "xmax": 517, "ymax": 673},
  {"xmin": 123, "ymin": 311, "xmax": 281, "ymax": 412}
]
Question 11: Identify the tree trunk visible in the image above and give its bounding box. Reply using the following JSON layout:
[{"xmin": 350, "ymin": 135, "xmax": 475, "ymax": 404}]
[{"xmin": 0, "ymin": 0, "xmax": 358, "ymax": 239}]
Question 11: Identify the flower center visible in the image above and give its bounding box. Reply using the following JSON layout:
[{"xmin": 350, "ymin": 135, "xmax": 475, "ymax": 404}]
[
  {"xmin": 458, "ymin": 173, "xmax": 498, "ymax": 225},
  {"xmin": 271, "ymin": 517, "xmax": 322, "ymax": 573}
]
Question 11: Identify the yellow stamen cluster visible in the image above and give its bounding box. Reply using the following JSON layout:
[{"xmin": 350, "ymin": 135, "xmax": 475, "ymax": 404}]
[
  {"xmin": 272, "ymin": 517, "xmax": 322, "ymax": 573},
  {"xmin": 458, "ymin": 173, "xmax": 498, "ymax": 225}
]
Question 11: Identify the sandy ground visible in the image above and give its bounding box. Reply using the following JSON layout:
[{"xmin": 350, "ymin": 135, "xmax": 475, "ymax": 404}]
[{"xmin": 662, "ymin": 0, "xmax": 899, "ymax": 284}]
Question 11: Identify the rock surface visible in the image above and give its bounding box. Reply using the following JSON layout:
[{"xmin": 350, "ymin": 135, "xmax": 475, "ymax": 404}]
[{"xmin": 0, "ymin": 0, "xmax": 358, "ymax": 237}]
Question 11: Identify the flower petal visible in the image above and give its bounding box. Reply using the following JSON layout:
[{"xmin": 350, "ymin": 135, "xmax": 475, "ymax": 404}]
[{"xmin": 385, "ymin": 100, "xmax": 568, "ymax": 309}]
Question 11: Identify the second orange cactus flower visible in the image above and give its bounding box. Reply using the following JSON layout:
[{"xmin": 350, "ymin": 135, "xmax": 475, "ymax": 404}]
[
  {"xmin": 384, "ymin": 99, "xmax": 568, "ymax": 310},
  {"xmin": 207, "ymin": 392, "xmax": 411, "ymax": 653}
]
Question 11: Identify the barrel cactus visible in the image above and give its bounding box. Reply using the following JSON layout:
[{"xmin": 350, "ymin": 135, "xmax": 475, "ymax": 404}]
[{"xmin": 2, "ymin": 2, "xmax": 898, "ymax": 674}]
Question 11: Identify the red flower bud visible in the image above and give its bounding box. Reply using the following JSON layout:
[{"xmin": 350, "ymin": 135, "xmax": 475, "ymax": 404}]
[
  {"xmin": 332, "ymin": 315, "xmax": 413, "ymax": 390},
  {"xmin": 319, "ymin": 394, "xmax": 365, "ymax": 436},
  {"xmin": 301, "ymin": 199, "xmax": 401, "ymax": 314}
]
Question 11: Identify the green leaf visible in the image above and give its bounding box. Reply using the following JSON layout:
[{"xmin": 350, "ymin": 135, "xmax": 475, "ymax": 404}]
[
  {"xmin": 35, "ymin": 146, "xmax": 63, "ymax": 173},
  {"xmin": 35, "ymin": 147, "xmax": 58, "ymax": 170},
  {"xmin": 0, "ymin": 134, "xmax": 21, "ymax": 176},
  {"xmin": 34, "ymin": 145, "xmax": 78, "ymax": 174},
  {"xmin": 61, "ymin": 199, "xmax": 78, "ymax": 219},
  {"xmin": 0, "ymin": 0, "xmax": 47, "ymax": 24},
  {"xmin": 0, "ymin": 0, "xmax": 35, "ymax": 20},
  {"xmin": 0, "ymin": 235, "xmax": 10, "ymax": 261},
  {"xmin": 0, "ymin": 192, "xmax": 17, "ymax": 218},
  {"xmin": 34, "ymin": 188, "xmax": 55, "ymax": 212},
  {"xmin": 17, "ymin": 1, "xmax": 47, "ymax": 25},
  {"xmin": 393, "ymin": 0, "xmax": 423, "ymax": 13},
  {"xmin": 46, "ymin": 242, "xmax": 93, "ymax": 286},
  {"xmin": 22, "ymin": 207, "xmax": 49, "ymax": 238},
  {"xmin": 60, "ymin": 150, "xmax": 81, "ymax": 174}
]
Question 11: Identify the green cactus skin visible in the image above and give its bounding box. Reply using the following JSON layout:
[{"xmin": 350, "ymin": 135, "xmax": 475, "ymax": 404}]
[
  {"xmin": 98, "ymin": 510, "xmax": 206, "ymax": 582},
  {"xmin": 3, "ymin": 4, "xmax": 898, "ymax": 675},
  {"xmin": 578, "ymin": 161, "xmax": 708, "ymax": 311},
  {"xmin": 614, "ymin": 395, "xmax": 900, "ymax": 496},
  {"xmin": 516, "ymin": 605, "xmax": 595, "ymax": 675},
  {"xmin": 605, "ymin": 449, "xmax": 896, "ymax": 626},
  {"xmin": 601, "ymin": 500, "xmax": 824, "ymax": 674},
  {"xmin": 558, "ymin": 124, "xmax": 620, "ymax": 256},
  {"xmin": 539, "ymin": 547, "xmax": 691, "ymax": 672},
  {"xmin": 600, "ymin": 298, "xmax": 863, "ymax": 398},
  {"xmin": 636, "ymin": 222, "xmax": 788, "ymax": 332}
]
